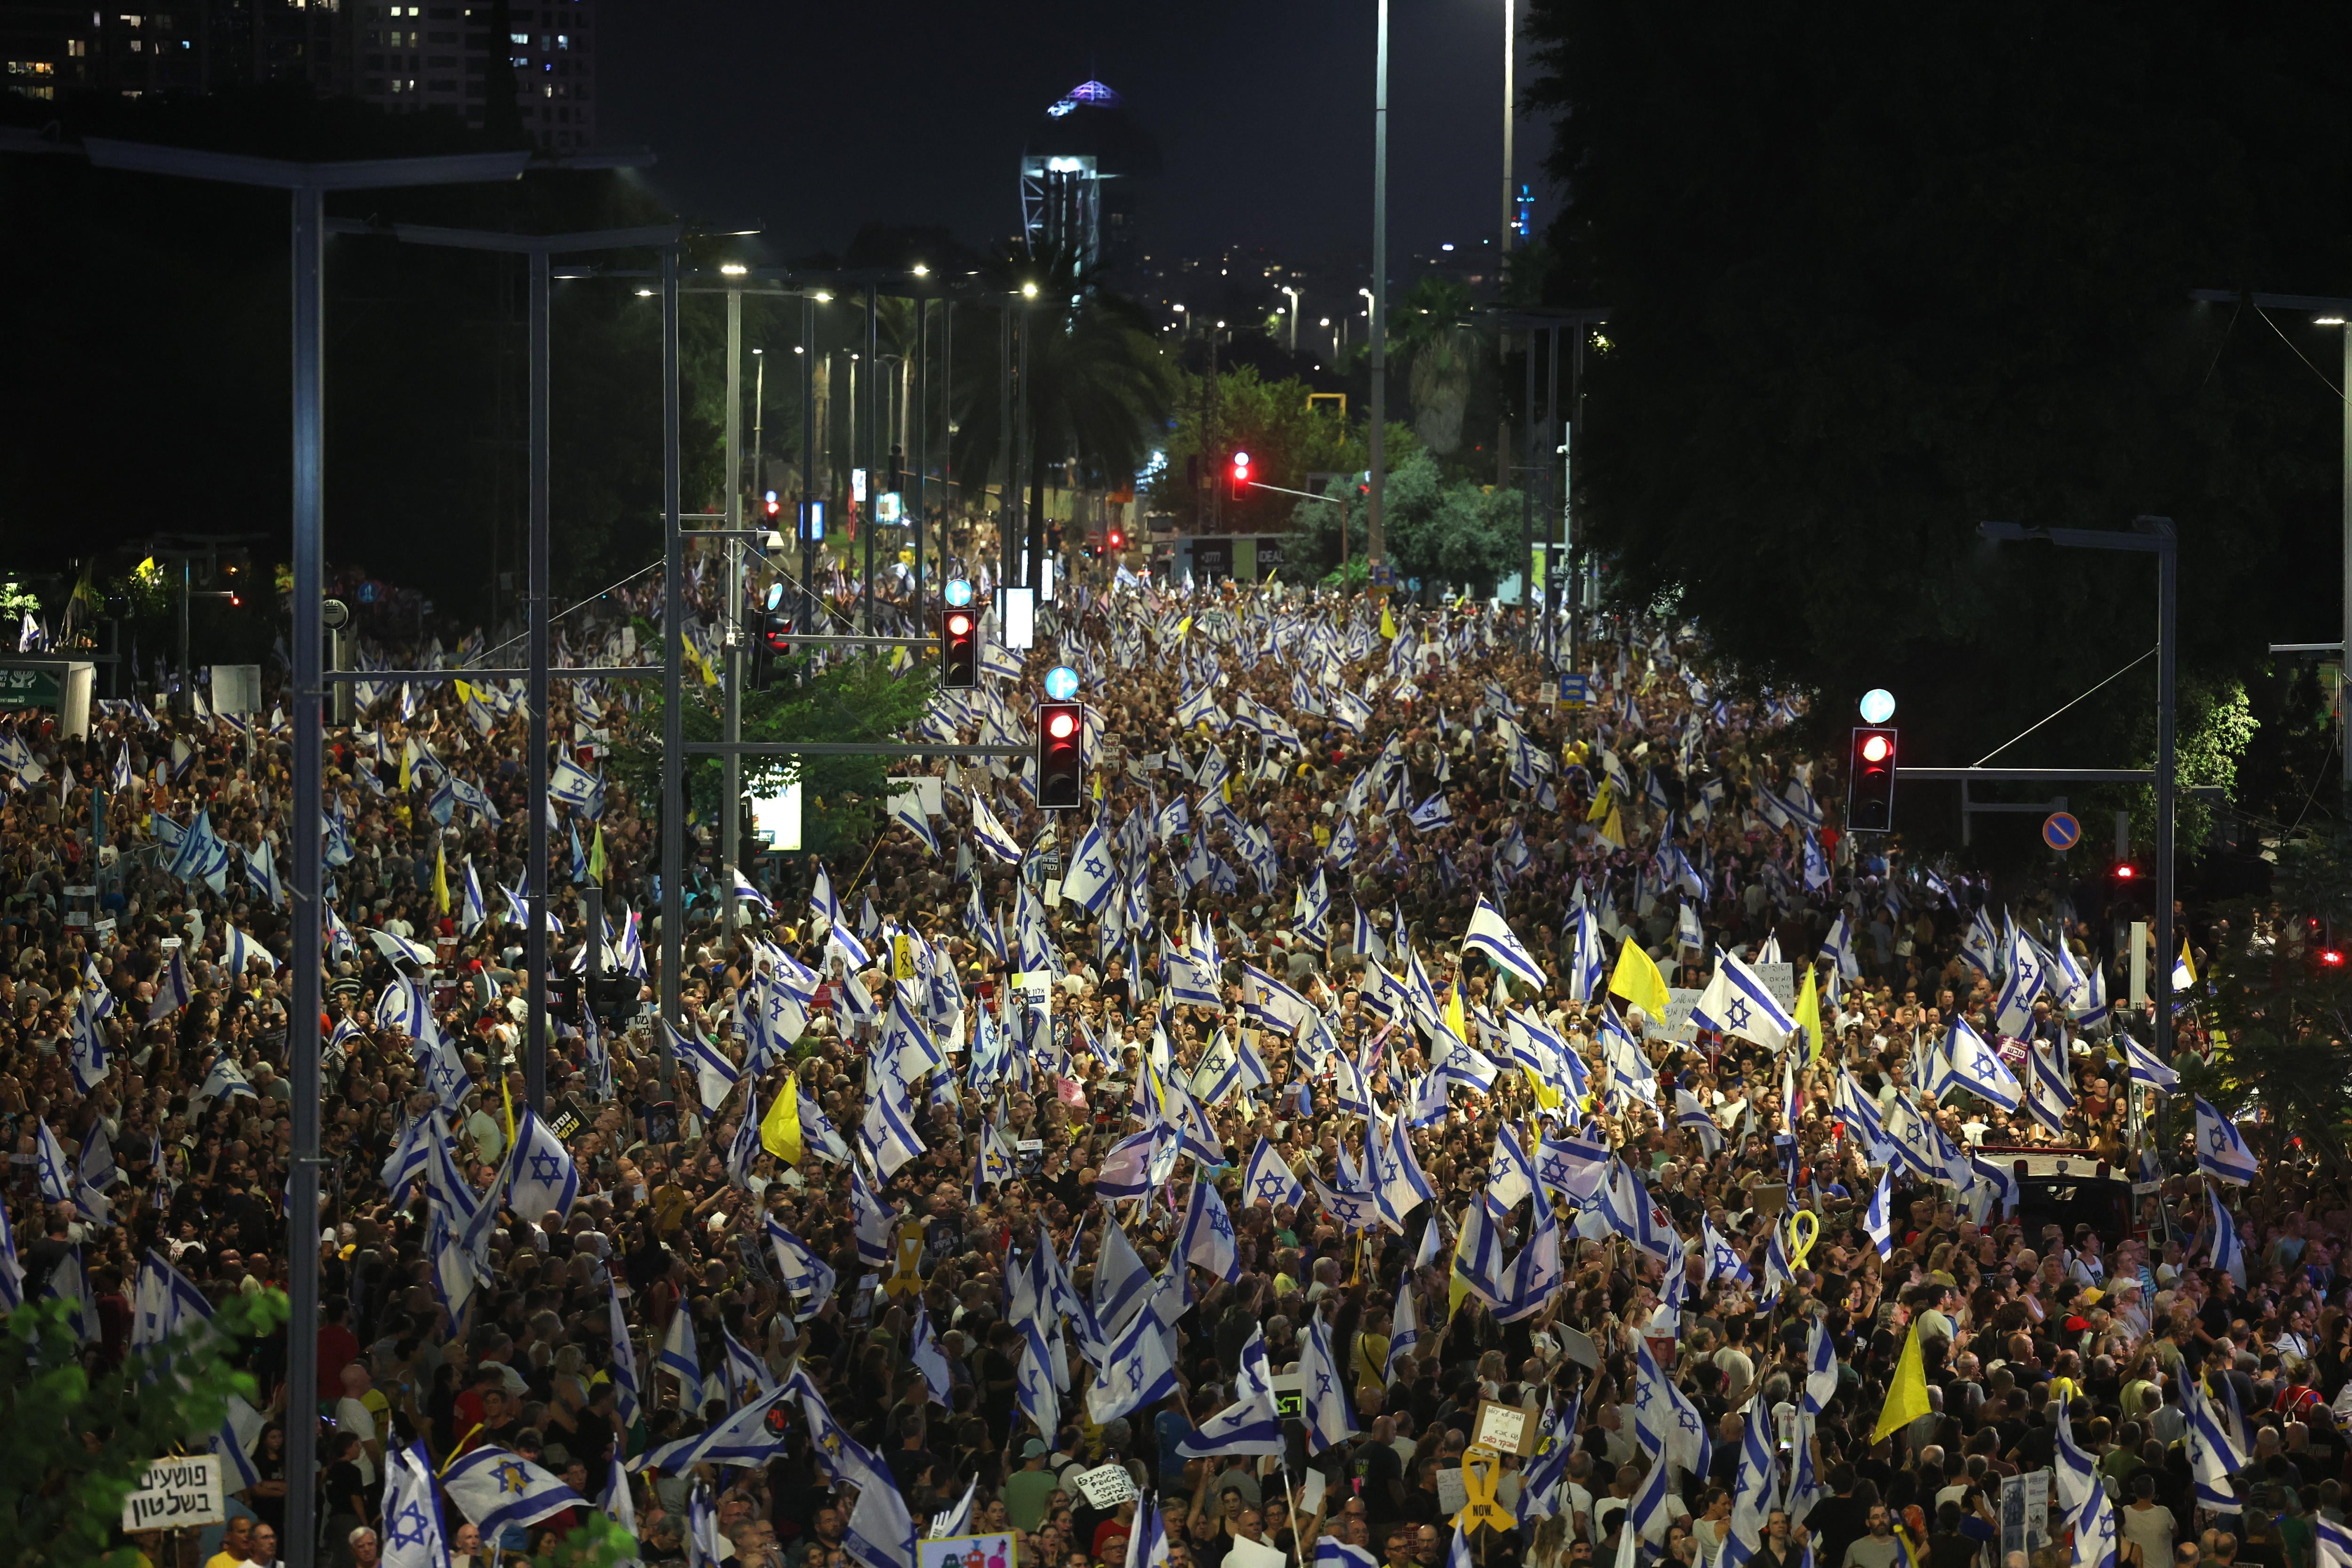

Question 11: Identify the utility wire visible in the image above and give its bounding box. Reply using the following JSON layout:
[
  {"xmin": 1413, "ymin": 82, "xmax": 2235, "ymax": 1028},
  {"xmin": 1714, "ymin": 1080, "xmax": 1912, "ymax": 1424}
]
[
  {"xmin": 2252, "ymin": 304, "xmax": 2345, "ymax": 400},
  {"xmin": 1973, "ymin": 646, "xmax": 2158, "ymax": 767}
]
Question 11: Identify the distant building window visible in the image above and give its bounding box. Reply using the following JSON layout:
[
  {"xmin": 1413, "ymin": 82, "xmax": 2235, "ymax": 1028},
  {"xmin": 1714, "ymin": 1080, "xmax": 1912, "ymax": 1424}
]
[
  {"xmin": 363, "ymin": 75, "xmax": 383, "ymax": 91},
  {"xmin": 10, "ymin": 84, "xmax": 56, "ymax": 97},
  {"xmin": 6, "ymin": 60, "xmax": 58, "ymax": 74},
  {"xmin": 428, "ymin": 78, "xmax": 453, "ymax": 90},
  {"xmin": 426, "ymin": 53, "xmax": 453, "ymax": 64},
  {"xmin": 427, "ymin": 29, "xmax": 453, "ymax": 41}
]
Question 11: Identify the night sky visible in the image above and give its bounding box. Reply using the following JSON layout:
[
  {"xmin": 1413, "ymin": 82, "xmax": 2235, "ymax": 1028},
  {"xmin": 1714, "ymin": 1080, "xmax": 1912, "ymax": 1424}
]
[{"xmin": 599, "ymin": 0, "xmax": 1548, "ymax": 273}]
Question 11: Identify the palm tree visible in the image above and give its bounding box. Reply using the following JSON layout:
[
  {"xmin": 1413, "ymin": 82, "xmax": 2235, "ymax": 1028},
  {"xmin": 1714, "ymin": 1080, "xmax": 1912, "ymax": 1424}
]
[
  {"xmin": 950, "ymin": 247, "xmax": 1173, "ymax": 545},
  {"xmin": 1388, "ymin": 276, "xmax": 1484, "ymax": 456}
]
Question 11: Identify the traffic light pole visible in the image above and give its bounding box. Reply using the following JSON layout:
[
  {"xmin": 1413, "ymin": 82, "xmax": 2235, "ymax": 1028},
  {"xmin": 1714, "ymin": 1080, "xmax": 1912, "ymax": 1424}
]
[
  {"xmin": 722, "ymin": 289, "xmax": 744, "ymax": 939},
  {"xmin": 662, "ymin": 246, "xmax": 684, "ymax": 1062}
]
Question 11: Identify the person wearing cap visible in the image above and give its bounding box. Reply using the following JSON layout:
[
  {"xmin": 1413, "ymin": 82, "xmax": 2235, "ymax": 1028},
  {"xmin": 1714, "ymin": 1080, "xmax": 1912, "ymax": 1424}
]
[{"xmin": 1005, "ymin": 1436, "xmax": 1059, "ymax": 1532}]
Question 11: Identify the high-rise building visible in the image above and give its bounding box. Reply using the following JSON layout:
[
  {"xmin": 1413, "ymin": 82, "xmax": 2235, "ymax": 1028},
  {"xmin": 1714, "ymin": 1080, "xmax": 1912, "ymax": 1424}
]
[
  {"xmin": 350, "ymin": 0, "xmax": 595, "ymax": 150},
  {"xmin": 0, "ymin": 0, "xmax": 596, "ymax": 151},
  {"xmin": 1019, "ymin": 78, "xmax": 1158, "ymax": 289}
]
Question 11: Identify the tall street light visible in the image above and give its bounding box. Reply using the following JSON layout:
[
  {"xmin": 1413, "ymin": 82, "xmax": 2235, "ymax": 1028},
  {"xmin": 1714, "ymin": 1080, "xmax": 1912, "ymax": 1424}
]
[
  {"xmin": 1367, "ymin": 0, "xmax": 1389, "ymax": 577},
  {"xmin": 1281, "ymin": 285, "xmax": 1301, "ymax": 351},
  {"xmin": 2189, "ymin": 288, "xmax": 2352, "ymax": 809},
  {"xmin": 1980, "ymin": 516, "xmax": 2179, "ymax": 1057}
]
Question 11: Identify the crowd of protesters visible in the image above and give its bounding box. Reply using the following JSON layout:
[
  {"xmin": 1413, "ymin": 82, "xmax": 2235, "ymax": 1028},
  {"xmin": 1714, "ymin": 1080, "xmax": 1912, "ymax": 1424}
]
[{"xmin": 0, "ymin": 553, "xmax": 2337, "ymax": 1568}]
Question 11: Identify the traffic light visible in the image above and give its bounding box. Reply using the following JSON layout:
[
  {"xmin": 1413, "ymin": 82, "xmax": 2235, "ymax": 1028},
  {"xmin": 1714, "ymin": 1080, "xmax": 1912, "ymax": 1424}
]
[
  {"xmin": 1230, "ymin": 449, "xmax": 1252, "ymax": 501},
  {"xmin": 1037, "ymin": 700, "xmax": 1084, "ymax": 810},
  {"xmin": 940, "ymin": 607, "xmax": 978, "ymax": 689},
  {"xmin": 762, "ymin": 491, "xmax": 783, "ymax": 531},
  {"xmin": 749, "ymin": 608, "xmax": 792, "ymax": 691},
  {"xmin": 888, "ymin": 445, "xmax": 905, "ymax": 495},
  {"xmin": 1106, "ymin": 526, "xmax": 1124, "ymax": 553},
  {"xmin": 1846, "ymin": 725, "xmax": 1897, "ymax": 832}
]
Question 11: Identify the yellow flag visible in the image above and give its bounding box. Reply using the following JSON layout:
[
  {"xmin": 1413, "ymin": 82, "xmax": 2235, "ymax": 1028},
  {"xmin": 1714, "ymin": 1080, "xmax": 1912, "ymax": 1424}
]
[
  {"xmin": 1596, "ymin": 804, "xmax": 1628, "ymax": 849},
  {"xmin": 1379, "ymin": 603, "xmax": 1397, "ymax": 640},
  {"xmin": 588, "ymin": 825, "xmax": 606, "ymax": 882},
  {"xmin": 1608, "ymin": 939, "xmax": 1671, "ymax": 1022},
  {"xmin": 1176, "ymin": 614, "xmax": 1193, "ymax": 640},
  {"xmin": 1444, "ymin": 984, "xmax": 1468, "ymax": 1045},
  {"xmin": 1524, "ymin": 1065, "xmax": 1564, "ymax": 1113},
  {"xmin": 453, "ymin": 678, "xmax": 478, "ymax": 706},
  {"xmin": 760, "ymin": 1075, "xmax": 803, "ymax": 1162},
  {"xmin": 1586, "ymin": 781, "xmax": 1615, "ymax": 824},
  {"xmin": 1091, "ymin": 771, "xmax": 1105, "ymax": 803},
  {"xmin": 1873, "ymin": 1321, "xmax": 1931, "ymax": 1442},
  {"xmin": 434, "ymin": 839, "xmax": 451, "ymax": 917},
  {"xmin": 1794, "ymin": 961, "xmax": 1823, "ymax": 1065},
  {"xmin": 500, "ymin": 1075, "xmax": 516, "ymax": 1146}
]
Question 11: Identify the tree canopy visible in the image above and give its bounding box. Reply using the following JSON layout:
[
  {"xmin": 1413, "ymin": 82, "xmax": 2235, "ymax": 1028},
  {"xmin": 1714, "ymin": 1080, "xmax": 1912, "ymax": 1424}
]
[{"xmin": 1524, "ymin": 0, "xmax": 2352, "ymax": 841}]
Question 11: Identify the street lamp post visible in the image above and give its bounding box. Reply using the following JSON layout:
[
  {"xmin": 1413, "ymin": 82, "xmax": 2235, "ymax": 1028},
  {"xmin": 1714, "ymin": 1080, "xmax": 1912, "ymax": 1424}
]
[
  {"xmin": 2189, "ymin": 289, "xmax": 2352, "ymax": 809},
  {"xmin": 1980, "ymin": 517, "xmax": 2179, "ymax": 1057},
  {"xmin": 1281, "ymin": 286, "xmax": 1300, "ymax": 352},
  {"xmin": 1367, "ymin": 0, "xmax": 1389, "ymax": 577}
]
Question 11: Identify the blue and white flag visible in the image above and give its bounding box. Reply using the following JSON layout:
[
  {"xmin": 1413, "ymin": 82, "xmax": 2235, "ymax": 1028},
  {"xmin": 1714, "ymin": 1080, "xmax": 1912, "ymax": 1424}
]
[
  {"xmin": 1241, "ymin": 1138, "xmax": 1305, "ymax": 1210},
  {"xmin": 1407, "ymin": 792, "xmax": 1454, "ymax": 833},
  {"xmin": 1177, "ymin": 1324, "xmax": 1283, "ymax": 1457},
  {"xmin": 1939, "ymin": 1017, "xmax": 2021, "ymax": 1113},
  {"xmin": 2070, "ymin": 1480, "xmax": 2119, "ymax": 1568},
  {"xmin": 2052, "ymin": 1401, "xmax": 2100, "ymax": 1515},
  {"xmin": 442, "ymin": 1446, "xmax": 589, "ymax": 1539},
  {"xmin": 2120, "ymin": 1030, "xmax": 2180, "ymax": 1094},
  {"xmin": 1463, "ymin": 897, "xmax": 1546, "ymax": 992},
  {"xmin": 966, "ymin": 794, "xmax": 1025, "ymax": 863},
  {"xmin": 658, "ymin": 1304, "xmax": 703, "ymax": 1411},
  {"xmin": 1179, "ymin": 1175, "xmax": 1240, "ymax": 1281},
  {"xmin": 33, "ymin": 1120, "xmax": 72, "ymax": 1203},
  {"xmin": 222, "ymin": 924, "xmax": 276, "ymax": 977},
  {"xmin": 1300, "ymin": 1309, "xmax": 1358, "ymax": 1454},
  {"xmin": 1863, "ymin": 1167, "xmax": 1894, "ymax": 1258},
  {"xmin": 2207, "ymin": 1182, "xmax": 2247, "ymax": 1287},
  {"xmin": 631, "ymin": 1380, "xmax": 796, "ymax": 1475},
  {"xmin": 908, "ymin": 1300, "xmax": 953, "ymax": 1406},
  {"xmin": 506, "ymin": 1105, "xmax": 580, "ymax": 1221},
  {"xmin": 606, "ymin": 1275, "xmax": 642, "ymax": 1427},
  {"xmin": 146, "ymin": 948, "xmax": 193, "ymax": 1021},
  {"xmin": 1691, "ymin": 949, "xmax": 1796, "ymax": 1051},
  {"xmin": 130, "ymin": 1248, "xmax": 214, "ymax": 1352},
  {"xmin": 1084, "ymin": 1289, "xmax": 1179, "ymax": 1424},
  {"xmin": 2194, "ymin": 1097, "xmax": 2258, "ymax": 1185},
  {"xmin": 379, "ymin": 1443, "xmax": 452, "ymax": 1568},
  {"xmin": 850, "ymin": 1160, "xmax": 897, "ymax": 1266}
]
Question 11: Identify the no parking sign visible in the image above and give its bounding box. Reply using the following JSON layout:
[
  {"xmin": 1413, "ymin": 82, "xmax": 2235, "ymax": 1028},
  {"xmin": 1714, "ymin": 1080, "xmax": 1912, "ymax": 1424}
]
[{"xmin": 2042, "ymin": 812, "xmax": 2082, "ymax": 851}]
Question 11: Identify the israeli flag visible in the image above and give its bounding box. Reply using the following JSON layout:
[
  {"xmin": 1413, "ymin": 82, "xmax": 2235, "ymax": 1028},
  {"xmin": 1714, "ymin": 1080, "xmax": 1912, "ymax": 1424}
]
[
  {"xmin": 657, "ymin": 1303, "xmax": 704, "ymax": 1411},
  {"xmin": 1407, "ymin": 791, "xmax": 1454, "ymax": 832},
  {"xmin": 1863, "ymin": 1167, "xmax": 1894, "ymax": 1258},
  {"xmin": 605, "ymin": 1277, "xmax": 642, "ymax": 1427},
  {"xmin": 442, "ymin": 1446, "xmax": 589, "ymax": 1540},
  {"xmin": 2181, "ymin": 1376, "xmax": 2246, "ymax": 1512},
  {"xmin": 2194, "ymin": 1098, "xmax": 2258, "ymax": 1184},
  {"xmin": 2208, "ymin": 1182, "xmax": 2247, "ymax": 1287},
  {"xmin": 507, "ymin": 1105, "xmax": 580, "ymax": 1221},
  {"xmin": 966, "ymin": 793, "xmax": 1025, "ymax": 863},
  {"xmin": 1371, "ymin": 1113, "xmax": 1437, "ymax": 1231},
  {"xmin": 2052, "ymin": 1401, "xmax": 2100, "ymax": 1514},
  {"xmin": 1462, "ymin": 897, "xmax": 1547, "ymax": 991},
  {"xmin": 379, "ymin": 1443, "xmax": 451, "ymax": 1568},
  {"xmin": 222, "ymin": 924, "xmax": 276, "ymax": 977},
  {"xmin": 1242, "ymin": 1137, "xmax": 1305, "ymax": 1210},
  {"xmin": 1483, "ymin": 1122, "xmax": 1538, "ymax": 1215},
  {"xmin": 130, "ymin": 1247, "xmax": 214, "ymax": 1351},
  {"xmin": 1060, "ymin": 820, "xmax": 1118, "ymax": 913},
  {"xmin": 906, "ymin": 1300, "xmax": 953, "ymax": 1406},
  {"xmin": 1084, "ymin": 1290, "xmax": 1179, "ymax": 1424},
  {"xmin": 766, "ymin": 1217, "xmax": 838, "ymax": 1320},
  {"xmin": 1691, "ymin": 949, "xmax": 1797, "ymax": 1051},
  {"xmin": 33, "ymin": 1120, "xmax": 73, "ymax": 1203},
  {"xmin": 146, "ymin": 948, "xmax": 193, "ymax": 1021},
  {"xmin": 1300, "ymin": 1309, "xmax": 1358, "ymax": 1454},
  {"xmin": 2119, "ymin": 1030, "xmax": 2180, "ymax": 1093},
  {"xmin": 631, "ymin": 1379, "xmax": 796, "ymax": 1475},
  {"xmin": 666, "ymin": 1019, "xmax": 740, "ymax": 1112},
  {"xmin": 1940, "ymin": 1017, "xmax": 2021, "ymax": 1113},
  {"xmin": 1177, "ymin": 1325, "xmax": 1284, "ymax": 1457},
  {"xmin": 2070, "ymin": 1481, "xmax": 2119, "ymax": 1568},
  {"xmin": 2026, "ymin": 1041, "xmax": 2075, "ymax": 1135},
  {"xmin": 66, "ymin": 998, "xmax": 108, "ymax": 1095}
]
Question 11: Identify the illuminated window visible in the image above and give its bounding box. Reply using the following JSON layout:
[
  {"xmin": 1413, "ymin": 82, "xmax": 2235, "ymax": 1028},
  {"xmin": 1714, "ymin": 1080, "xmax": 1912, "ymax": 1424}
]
[{"xmin": 68, "ymin": 38, "xmax": 86, "ymax": 53}]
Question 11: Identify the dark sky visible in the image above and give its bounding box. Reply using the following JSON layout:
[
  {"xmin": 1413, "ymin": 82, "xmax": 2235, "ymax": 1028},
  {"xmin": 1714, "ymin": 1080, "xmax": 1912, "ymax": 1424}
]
[{"xmin": 600, "ymin": 0, "xmax": 1553, "ymax": 274}]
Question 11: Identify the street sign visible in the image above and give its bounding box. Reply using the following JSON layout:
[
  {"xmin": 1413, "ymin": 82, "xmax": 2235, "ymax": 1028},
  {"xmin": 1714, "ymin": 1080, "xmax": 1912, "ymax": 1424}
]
[
  {"xmin": 2042, "ymin": 811, "xmax": 2082, "ymax": 851},
  {"xmin": 1557, "ymin": 672, "xmax": 1590, "ymax": 708}
]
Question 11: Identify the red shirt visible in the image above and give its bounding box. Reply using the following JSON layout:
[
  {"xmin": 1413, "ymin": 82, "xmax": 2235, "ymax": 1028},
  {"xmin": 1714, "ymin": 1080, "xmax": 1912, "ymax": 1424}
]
[{"xmin": 317, "ymin": 1323, "xmax": 361, "ymax": 1391}]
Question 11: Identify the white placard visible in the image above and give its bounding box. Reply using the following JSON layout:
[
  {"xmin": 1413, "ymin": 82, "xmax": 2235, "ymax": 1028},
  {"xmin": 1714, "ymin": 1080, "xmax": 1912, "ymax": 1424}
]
[
  {"xmin": 1072, "ymin": 1463, "xmax": 1137, "ymax": 1509},
  {"xmin": 1662, "ymin": 987, "xmax": 1703, "ymax": 1042},
  {"xmin": 121, "ymin": 1454, "xmax": 224, "ymax": 1531},
  {"xmin": 1752, "ymin": 963, "xmax": 1796, "ymax": 1010},
  {"xmin": 889, "ymin": 776, "xmax": 945, "ymax": 818}
]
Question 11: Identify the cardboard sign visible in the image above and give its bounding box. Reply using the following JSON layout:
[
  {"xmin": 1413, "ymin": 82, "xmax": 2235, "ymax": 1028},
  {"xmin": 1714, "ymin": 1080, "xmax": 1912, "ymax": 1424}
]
[
  {"xmin": 1071, "ymin": 1464, "xmax": 1138, "ymax": 1509},
  {"xmin": 121, "ymin": 1455, "xmax": 224, "ymax": 1531},
  {"xmin": 1471, "ymin": 1399, "xmax": 1536, "ymax": 1457},
  {"xmin": 1752, "ymin": 963, "xmax": 1796, "ymax": 1010}
]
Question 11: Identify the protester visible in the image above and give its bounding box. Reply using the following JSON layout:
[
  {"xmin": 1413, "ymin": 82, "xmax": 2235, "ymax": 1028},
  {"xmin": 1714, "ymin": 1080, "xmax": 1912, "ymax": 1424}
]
[{"xmin": 0, "ymin": 559, "xmax": 2311, "ymax": 1568}]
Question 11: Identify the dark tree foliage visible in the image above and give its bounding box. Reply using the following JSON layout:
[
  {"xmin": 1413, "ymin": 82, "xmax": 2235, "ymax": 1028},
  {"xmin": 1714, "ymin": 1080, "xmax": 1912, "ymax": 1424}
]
[{"xmin": 1524, "ymin": 0, "xmax": 2352, "ymax": 846}]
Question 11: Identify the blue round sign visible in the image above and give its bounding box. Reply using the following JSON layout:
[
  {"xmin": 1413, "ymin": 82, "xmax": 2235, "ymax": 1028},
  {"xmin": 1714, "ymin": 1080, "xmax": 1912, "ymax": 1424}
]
[
  {"xmin": 1043, "ymin": 665, "xmax": 1080, "ymax": 701},
  {"xmin": 2042, "ymin": 811, "xmax": 2082, "ymax": 851}
]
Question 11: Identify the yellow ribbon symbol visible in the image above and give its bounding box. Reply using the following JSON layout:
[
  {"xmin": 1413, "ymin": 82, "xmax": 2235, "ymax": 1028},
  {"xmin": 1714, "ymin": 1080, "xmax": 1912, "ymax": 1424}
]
[
  {"xmin": 1454, "ymin": 1446, "xmax": 1515, "ymax": 1533},
  {"xmin": 1788, "ymin": 1209, "xmax": 1821, "ymax": 1274}
]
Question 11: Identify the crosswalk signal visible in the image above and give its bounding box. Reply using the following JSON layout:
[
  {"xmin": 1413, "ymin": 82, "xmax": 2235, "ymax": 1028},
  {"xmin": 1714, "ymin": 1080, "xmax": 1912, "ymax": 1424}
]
[
  {"xmin": 1038, "ymin": 701, "xmax": 1084, "ymax": 811},
  {"xmin": 1847, "ymin": 725, "xmax": 1897, "ymax": 832},
  {"xmin": 941, "ymin": 607, "xmax": 978, "ymax": 689}
]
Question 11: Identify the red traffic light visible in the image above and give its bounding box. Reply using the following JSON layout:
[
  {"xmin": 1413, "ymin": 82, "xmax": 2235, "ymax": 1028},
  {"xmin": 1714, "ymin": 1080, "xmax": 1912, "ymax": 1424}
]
[
  {"xmin": 947, "ymin": 613, "xmax": 971, "ymax": 636},
  {"xmin": 1107, "ymin": 529, "xmax": 1124, "ymax": 549},
  {"xmin": 2323, "ymin": 949, "xmax": 2345, "ymax": 967},
  {"xmin": 2113, "ymin": 864, "xmax": 2137, "ymax": 880},
  {"xmin": 1047, "ymin": 711, "xmax": 1077, "ymax": 740},
  {"xmin": 1861, "ymin": 734, "xmax": 1891, "ymax": 763},
  {"xmin": 1230, "ymin": 450, "xmax": 1251, "ymax": 499},
  {"xmin": 1846, "ymin": 725, "xmax": 1897, "ymax": 832}
]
